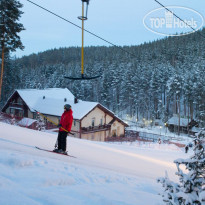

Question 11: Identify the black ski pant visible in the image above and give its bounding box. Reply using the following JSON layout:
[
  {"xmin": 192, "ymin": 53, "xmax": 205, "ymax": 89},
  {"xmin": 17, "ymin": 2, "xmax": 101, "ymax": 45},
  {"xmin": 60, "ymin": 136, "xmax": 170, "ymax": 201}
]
[{"xmin": 57, "ymin": 131, "xmax": 68, "ymax": 151}]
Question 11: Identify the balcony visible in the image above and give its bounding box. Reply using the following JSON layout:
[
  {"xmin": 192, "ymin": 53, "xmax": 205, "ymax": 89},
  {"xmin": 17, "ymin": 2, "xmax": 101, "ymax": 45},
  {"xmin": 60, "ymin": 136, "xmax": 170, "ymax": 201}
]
[
  {"xmin": 81, "ymin": 124, "xmax": 111, "ymax": 133},
  {"xmin": 9, "ymin": 102, "xmax": 24, "ymax": 109}
]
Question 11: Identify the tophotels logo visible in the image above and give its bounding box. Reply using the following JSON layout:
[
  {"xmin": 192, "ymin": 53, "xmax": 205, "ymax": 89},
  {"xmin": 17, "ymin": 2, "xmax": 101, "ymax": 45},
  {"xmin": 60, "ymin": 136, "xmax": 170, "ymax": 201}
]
[{"xmin": 143, "ymin": 6, "xmax": 204, "ymax": 36}]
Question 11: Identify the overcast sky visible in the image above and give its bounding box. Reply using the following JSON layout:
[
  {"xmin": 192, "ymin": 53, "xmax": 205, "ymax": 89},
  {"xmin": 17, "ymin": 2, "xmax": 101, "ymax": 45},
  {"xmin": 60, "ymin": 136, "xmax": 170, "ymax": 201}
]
[{"xmin": 14, "ymin": 0, "xmax": 205, "ymax": 57}]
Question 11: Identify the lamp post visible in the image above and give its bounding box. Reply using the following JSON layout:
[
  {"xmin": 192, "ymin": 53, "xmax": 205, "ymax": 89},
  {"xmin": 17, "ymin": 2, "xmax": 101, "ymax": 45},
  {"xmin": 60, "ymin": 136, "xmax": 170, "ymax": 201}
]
[
  {"xmin": 164, "ymin": 123, "xmax": 167, "ymax": 135},
  {"xmin": 160, "ymin": 126, "xmax": 162, "ymax": 136}
]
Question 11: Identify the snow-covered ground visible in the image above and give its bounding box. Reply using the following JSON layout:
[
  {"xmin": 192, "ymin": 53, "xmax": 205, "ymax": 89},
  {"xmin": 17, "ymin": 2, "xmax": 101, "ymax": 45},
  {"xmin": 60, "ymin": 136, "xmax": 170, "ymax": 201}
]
[{"xmin": 0, "ymin": 122, "xmax": 190, "ymax": 205}]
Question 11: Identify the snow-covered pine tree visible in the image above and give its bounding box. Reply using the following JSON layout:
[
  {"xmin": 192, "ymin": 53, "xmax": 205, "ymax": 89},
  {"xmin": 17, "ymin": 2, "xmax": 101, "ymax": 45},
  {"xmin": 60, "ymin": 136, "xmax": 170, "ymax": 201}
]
[
  {"xmin": 36, "ymin": 113, "xmax": 46, "ymax": 131},
  {"xmin": 0, "ymin": 0, "xmax": 25, "ymax": 100},
  {"xmin": 157, "ymin": 129, "xmax": 205, "ymax": 205}
]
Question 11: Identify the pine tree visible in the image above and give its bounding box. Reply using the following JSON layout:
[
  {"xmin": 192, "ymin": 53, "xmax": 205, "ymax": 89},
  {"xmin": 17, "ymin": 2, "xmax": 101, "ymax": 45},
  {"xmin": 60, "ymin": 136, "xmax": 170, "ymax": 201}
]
[
  {"xmin": 36, "ymin": 113, "xmax": 46, "ymax": 131},
  {"xmin": 158, "ymin": 129, "xmax": 205, "ymax": 204},
  {"xmin": 0, "ymin": 0, "xmax": 25, "ymax": 100}
]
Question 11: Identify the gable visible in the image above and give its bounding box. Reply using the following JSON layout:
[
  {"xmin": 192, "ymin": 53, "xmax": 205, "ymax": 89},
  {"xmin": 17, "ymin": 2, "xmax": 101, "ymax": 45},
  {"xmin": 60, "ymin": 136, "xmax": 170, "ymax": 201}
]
[
  {"xmin": 2, "ymin": 91, "xmax": 29, "ymax": 112},
  {"xmin": 81, "ymin": 106, "xmax": 113, "ymax": 127},
  {"xmin": 81, "ymin": 104, "xmax": 128, "ymax": 127}
]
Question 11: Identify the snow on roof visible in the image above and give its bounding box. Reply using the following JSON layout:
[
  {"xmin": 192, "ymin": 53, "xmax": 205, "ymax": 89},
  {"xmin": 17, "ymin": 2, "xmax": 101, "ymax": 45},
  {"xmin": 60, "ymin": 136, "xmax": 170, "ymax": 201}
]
[
  {"xmin": 17, "ymin": 88, "xmax": 75, "ymax": 112},
  {"xmin": 18, "ymin": 118, "xmax": 37, "ymax": 127},
  {"xmin": 191, "ymin": 126, "xmax": 201, "ymax": 133},
  {"xmin": 33, "ymin": 97, "xmax": 98, "ymax": 119},
  {"xmin": 15, "ymin": 88, "xmax": 127, "ymax": 124},
  {"xmin": 167, "ymin": 116, "xmax": 190, "ymax": 126}
]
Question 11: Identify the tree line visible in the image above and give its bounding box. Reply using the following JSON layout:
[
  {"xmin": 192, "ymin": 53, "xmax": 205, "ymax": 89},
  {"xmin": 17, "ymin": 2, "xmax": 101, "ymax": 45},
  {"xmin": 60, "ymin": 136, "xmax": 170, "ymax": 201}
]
[{"xmin": 1, "ymin": 28, "xmax": 205, "ymax": 127}]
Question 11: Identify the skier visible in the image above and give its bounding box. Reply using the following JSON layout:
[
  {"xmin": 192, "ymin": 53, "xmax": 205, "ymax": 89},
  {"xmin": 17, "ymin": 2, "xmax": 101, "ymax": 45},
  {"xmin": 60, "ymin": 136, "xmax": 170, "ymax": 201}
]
[
  {"xmin": 54, "ymin": 104, "xmax": 73, "ymax": 154},
  {"xmin": 185, "ymin": 145, "xmax": 189, "ymax": 153}
]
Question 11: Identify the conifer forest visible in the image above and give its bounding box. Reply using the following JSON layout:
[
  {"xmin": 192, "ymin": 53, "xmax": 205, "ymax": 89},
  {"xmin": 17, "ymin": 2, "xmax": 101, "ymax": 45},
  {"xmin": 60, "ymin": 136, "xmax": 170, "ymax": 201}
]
[{"xmin": 1, "ymin": 28, "xmax": 205, "ymax": 126}]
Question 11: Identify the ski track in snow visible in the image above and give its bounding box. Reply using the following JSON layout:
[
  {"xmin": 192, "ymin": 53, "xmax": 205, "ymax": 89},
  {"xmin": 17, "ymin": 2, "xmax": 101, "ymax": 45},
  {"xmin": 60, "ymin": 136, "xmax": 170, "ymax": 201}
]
[{"xmin": 0, "ymin": 122, "xmax": 188, "ymax": 205}]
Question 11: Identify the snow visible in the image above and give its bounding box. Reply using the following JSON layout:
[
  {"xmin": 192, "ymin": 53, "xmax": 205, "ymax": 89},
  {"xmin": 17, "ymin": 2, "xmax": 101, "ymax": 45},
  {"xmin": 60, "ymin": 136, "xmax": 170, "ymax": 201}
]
[
  {"xmin": 17, "ymin": 88, "xmax": 75, "ymax": 112},
  {"xmin": 18, "ymin": 117, "xmax": 37, "ymax": 127},
  {"xmin": 0, "ymin": 122, "xmax": 189, "ymax": 205},
  {"xmin": 14, "ymin": 88, "xmax": 103, "ymax": 120},
  {"xmin": 34, "ymin": 97, "xmax": 98, "ymax": 120},
  {"xmin": 166, "ymin": 115, "xmax": 191, "ymax": 126},
  {"xmin": 127, "ymin": 125, "xmax": 193, "ymax": 145}
]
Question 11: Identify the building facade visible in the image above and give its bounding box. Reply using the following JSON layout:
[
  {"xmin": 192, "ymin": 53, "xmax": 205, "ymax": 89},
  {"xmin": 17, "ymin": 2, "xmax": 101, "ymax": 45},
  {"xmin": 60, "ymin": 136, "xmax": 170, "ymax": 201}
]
[{"xmin": 2, "ymin": 88, "xmax": 128, "ymax": 141}]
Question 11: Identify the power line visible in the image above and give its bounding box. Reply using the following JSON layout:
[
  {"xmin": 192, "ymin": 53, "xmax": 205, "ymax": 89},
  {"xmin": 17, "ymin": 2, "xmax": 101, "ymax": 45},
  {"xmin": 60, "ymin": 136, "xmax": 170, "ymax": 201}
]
[
  {"xmin": 26, "ymin": 0, "xmax": 137, "ymax": 58},
  {"xmin": 154, "ymin": 0, "xmax": 205, "ymax": 39}
]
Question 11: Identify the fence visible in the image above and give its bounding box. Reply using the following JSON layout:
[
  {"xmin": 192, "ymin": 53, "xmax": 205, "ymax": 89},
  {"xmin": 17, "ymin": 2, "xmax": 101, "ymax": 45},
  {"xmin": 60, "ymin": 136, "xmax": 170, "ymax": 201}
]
[{"xmin": 107, "ymin": 129, "xmax": 186, "ymax": 148}]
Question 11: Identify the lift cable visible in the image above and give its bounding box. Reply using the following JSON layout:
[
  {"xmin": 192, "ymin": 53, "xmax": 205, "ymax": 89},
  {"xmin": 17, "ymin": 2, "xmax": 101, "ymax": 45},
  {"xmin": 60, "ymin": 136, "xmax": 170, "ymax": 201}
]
[
  {"xmin": 26, "ymin": 0, "xmax": 137, "ymax": 58},
  {"xmin": 26, "ymin": 0, "xmax": 205, "ymax": 60},
  {"xmin": 154, "ymin": 0, "xmax": 205, "ymax": 39}
]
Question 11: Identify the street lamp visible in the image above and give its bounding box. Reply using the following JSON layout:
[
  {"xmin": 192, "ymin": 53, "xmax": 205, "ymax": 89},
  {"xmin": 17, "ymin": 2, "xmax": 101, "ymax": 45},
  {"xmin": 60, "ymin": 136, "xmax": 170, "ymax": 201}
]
[{"xmin": 160, "ymin": 126, "xmax": 162, "ymax": 136}]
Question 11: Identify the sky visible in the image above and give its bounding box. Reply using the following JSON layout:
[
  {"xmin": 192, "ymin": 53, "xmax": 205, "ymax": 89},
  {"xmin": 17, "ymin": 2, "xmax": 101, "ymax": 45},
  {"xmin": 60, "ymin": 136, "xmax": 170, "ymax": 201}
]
[
  {"xmin": 14, "ymin": 0, "xmax": 205, "ymax": 57},
  {"xmin": 0, "ymin": 121, "xmax": 191, "ymax": 205}
]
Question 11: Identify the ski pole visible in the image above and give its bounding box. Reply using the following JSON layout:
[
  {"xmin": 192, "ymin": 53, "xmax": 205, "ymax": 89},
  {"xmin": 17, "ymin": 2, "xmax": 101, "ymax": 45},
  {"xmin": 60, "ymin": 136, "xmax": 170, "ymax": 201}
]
[{"xmin": 33, "ymin": 109, "xmax": 74, "ymax": 135}]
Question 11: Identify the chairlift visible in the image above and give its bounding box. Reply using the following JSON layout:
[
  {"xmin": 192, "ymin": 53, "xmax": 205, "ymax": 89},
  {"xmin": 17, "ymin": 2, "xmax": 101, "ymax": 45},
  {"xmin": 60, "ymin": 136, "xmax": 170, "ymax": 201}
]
[{"xmin": 65, "ymin": 0, "xmax": 101, "ymax": 80}]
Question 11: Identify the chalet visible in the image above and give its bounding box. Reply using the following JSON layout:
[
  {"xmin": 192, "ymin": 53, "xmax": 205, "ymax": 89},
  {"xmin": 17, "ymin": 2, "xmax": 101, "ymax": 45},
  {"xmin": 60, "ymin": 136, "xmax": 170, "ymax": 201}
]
[
  {"xmin": 2, "ymin": 88, "xmax": 128, "ymax": 141},
  {"xmin": 166, "ymin": 115, "xmax": 198, "ymax": 134}
]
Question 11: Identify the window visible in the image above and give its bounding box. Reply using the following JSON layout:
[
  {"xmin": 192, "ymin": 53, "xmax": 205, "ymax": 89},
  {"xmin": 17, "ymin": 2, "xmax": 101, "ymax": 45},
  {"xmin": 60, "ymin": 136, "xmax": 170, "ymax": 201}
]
[
  {"xmin": 33, "ymin": 112, "xmax": 37, "ymax": 119},
  {"xmin": 112, "ymin": 130, "xmax": 117, "ymax": 137},
  {"xmin": 10, "ymin": 108, "xmax": 15, "ymax": 115},
  {"xmin": 19, "ymin": 110, "xmax": 24, "ymax": 118},
  {"xmin": 74, "ymin": 120, "xmax": 76, "ymax": 127},
  {"xmin": 92, "ymin": 118, "xmax": 95, "ymax": 127},
  {"xmin": 100, "ymin": 118, "xmax": 103, "ymax": 126}
]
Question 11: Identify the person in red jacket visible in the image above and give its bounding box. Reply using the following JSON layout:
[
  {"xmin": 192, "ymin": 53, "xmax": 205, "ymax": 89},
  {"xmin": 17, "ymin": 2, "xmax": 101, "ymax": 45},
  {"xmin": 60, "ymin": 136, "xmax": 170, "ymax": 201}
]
[{"xmin": 54, "ymin": 104, "xmax": 73, "ymax": 154}]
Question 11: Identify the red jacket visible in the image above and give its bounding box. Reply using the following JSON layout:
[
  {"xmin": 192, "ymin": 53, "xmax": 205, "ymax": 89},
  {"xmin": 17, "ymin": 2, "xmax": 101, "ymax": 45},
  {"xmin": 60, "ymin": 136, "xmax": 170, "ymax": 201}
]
[{"xmin": 59, "ymin": 109, "xmax": 73, "ymax": 132}]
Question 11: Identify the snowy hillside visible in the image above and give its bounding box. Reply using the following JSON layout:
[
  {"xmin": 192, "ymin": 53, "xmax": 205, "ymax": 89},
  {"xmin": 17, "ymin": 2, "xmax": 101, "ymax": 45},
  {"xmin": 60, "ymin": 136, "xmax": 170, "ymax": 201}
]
[{"xmin": 0, "ymin": 122, "xmax": 189, "ymax": 205}]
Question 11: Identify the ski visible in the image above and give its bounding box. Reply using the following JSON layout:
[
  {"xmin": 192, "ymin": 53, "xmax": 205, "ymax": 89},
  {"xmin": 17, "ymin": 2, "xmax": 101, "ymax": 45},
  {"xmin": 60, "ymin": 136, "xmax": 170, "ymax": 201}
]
[{"xmin": 35, "ymin": 146, "xmax": 76, "ymax": 158}]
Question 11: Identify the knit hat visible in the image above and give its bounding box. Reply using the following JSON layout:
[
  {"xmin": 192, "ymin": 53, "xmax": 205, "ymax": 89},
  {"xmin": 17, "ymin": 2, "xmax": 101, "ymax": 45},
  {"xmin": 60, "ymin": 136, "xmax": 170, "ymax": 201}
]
[{"xmin": 64, "ymin": 104, "xmax": 71, "ymax": 110}]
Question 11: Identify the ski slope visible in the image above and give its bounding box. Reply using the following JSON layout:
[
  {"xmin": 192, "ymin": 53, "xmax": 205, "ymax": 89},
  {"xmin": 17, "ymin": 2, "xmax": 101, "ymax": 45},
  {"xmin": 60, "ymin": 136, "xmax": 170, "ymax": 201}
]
[{"xmin": 0, "ymin": 122, "xmax": 188, "ymax": 205}]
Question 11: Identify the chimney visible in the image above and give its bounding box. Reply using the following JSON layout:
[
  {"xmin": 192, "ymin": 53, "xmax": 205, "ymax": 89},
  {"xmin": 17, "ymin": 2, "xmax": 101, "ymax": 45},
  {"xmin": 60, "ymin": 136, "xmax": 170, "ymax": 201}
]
[{"xmin": 74, "ymin": 97, "xmax": 78, "ymax": 104}]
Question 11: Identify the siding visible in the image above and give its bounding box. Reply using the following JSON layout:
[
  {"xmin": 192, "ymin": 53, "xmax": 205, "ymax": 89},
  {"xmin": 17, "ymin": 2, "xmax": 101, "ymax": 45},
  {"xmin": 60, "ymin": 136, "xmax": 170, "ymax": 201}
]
[
  {"xmin": 81, "ymin": 107, "xmax": 112, "ymax": 127},
  {"xmin": 82, "ymin": 131, "xmax": 106, "ymax": 141},
  {"xmin": 111, "ymin": 120, "xmax": 125, "ymax": 137}
]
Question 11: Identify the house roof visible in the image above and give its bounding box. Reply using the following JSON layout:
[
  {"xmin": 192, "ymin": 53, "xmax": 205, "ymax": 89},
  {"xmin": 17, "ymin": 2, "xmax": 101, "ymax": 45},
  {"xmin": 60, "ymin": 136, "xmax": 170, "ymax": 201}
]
[
  {"xmin": 34, "ymin": 97, "xmax": 98, "ymax": 119},
  {"xmin": 15, "ymin": 88, "xmax": 97, "ymax": 119},
  {"xmin": 16, "ymin": 88, "xmax": 75, "ymax": 112},
  {"xmin": 167, "ymin": 116, "xmax": 192, "ymax": 126},
  {"xmin": 6, "ymin": 88, "xmax": 127, "ymax": 126},
  {"xmin": 18, "ymin": 118, "xmax": 37, "ymax": 127},
  {"xmin": 191, "ymin": 126, "xmax": 201, "ymax": 133}
]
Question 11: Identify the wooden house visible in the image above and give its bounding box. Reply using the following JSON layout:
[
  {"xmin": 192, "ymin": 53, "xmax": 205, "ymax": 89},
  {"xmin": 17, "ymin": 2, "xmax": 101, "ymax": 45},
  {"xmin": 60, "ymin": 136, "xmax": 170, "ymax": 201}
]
[
  {"xmin": 2, "ymin": 88, "xmax": 128, "ymax": 141},
  {"xmin": 166, "ymin": 115, "xmax": 198, "ymax": 134}
]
